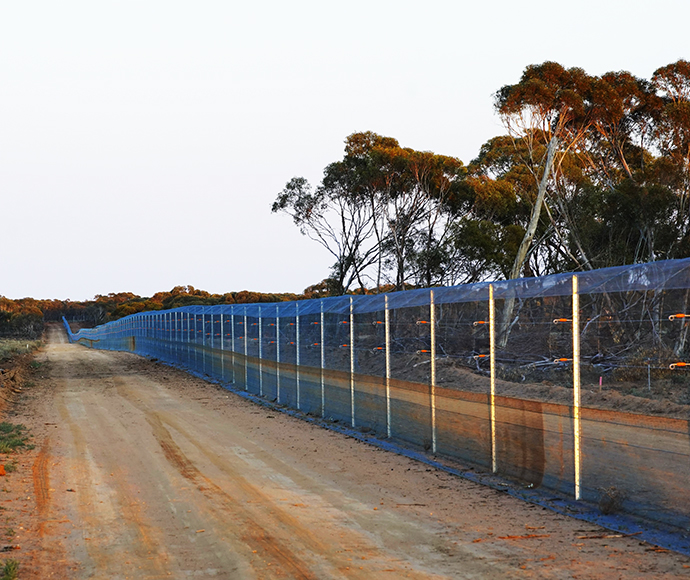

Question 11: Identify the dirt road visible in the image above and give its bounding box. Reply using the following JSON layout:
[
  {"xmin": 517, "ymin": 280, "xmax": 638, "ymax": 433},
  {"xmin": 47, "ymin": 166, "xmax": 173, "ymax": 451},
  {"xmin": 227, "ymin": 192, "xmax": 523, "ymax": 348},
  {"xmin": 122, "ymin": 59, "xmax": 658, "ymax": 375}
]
[{"xmin": 4, "ymin": 326, "xmax": 690, "ymax": 578}]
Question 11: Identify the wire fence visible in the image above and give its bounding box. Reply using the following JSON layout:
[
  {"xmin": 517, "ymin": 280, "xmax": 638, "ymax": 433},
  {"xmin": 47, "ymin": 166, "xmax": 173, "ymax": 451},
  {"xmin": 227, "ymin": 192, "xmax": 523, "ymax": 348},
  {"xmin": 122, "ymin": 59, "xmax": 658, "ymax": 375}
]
[{"xmin": 64, "ymin": 258, "xmax": 690, "ymax": 533}]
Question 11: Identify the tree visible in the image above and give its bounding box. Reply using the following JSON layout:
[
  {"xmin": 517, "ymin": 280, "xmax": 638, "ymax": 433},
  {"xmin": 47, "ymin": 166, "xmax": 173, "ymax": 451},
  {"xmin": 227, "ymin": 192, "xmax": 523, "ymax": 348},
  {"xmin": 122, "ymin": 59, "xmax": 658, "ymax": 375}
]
[
  {"xmin": 274, "ymin": 132, "xmax": 466, "ymax": 292},
  {"xmin": 495, "ymin": 62, "xmax": 594, "ymax": 280},
  {"xmin": 493, "ymin": 63, "xmax": 596, "ymax": 344},
  {"xmin": 272, "ymin": 174, "xmax": 379, "ymax": 295},
  {"xmin": 652, "ymin": 60, "xmax": 690, "ymax": 255}
]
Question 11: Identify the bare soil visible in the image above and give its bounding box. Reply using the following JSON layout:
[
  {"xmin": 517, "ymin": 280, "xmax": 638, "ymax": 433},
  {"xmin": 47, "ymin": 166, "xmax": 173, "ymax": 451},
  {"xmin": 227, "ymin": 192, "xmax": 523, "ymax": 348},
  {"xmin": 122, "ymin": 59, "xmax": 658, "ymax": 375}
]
[
  {"xmin": 380, "ymin": 351, "xmax": 690, "ymax": 419},
  {"xmin": 0, "ymin": 325, "xmax": 688, "ymax": 578}
]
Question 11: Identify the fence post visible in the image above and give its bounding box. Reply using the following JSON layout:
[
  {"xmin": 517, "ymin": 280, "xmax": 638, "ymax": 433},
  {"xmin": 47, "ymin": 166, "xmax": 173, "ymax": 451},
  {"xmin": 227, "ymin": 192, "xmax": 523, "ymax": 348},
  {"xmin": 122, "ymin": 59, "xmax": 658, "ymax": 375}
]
[
  {"xmin": 385, "ymin": 294, "xmax": 391, "ymax": 439},
  {"xmin": 244, "ymin": 307, "xmax": 248, "ymax": 391},
  {"xmin": 350, "ymin": 295, "xmax": 355, "ymax": 428},
  {"xmin": 296, "ymin": 302, "xmax": 300, "ymax": 410},
  {"xmin": 489, "ymin": 284, "xmax": 497, "ymax": 473},
  {"xmin": 220, "ymin": 310, "xmax": 224, "ymax": 381},
  {"xmin": 202, "ymin": 312, "xmax": 207, "ymax": 374},
  {"xmin": 231, "ymin": 308, "xmax": 236, "ymax": 384},
  {"xmin": 258, "ymin": 306, "xmax": 263, "ymax": 396},
  {"xmin": 320, "ymin": 299, "xmax": 325, "ymax": 418},
  {"xmin": 276, "ymin": 304, "xmax": 281, "ymax": 403},
  {"xmin": 430, "ymin": 289, "xmax": 437, "ymax": 454},
  {"xmin": 572, "ymin": 275, "xmax": 582, "ymax": 501},
  {"xmin": 193, "ymin": 312, "xmax": 198, "ymax": 368}
]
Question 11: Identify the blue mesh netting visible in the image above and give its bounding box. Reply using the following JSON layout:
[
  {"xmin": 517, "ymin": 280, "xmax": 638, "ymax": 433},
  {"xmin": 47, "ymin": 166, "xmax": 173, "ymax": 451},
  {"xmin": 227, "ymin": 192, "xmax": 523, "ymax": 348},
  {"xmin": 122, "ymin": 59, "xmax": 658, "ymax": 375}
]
[{"xmin": 63, "ymin": 258, "xmax": 690, "ymax": 532}]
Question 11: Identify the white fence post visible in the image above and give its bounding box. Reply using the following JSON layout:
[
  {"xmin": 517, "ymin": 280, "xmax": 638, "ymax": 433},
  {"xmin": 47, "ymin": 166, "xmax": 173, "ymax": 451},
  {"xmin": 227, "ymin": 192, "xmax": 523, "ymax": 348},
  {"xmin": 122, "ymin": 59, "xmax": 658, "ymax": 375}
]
[
  {"xmin": 231, "ymin": 308, "xmax": 236, "ymax": 384},
  {"xmin": 244, "ymin": 307, "xmax": 248, "ymax": 391},
  {"xmin": 258, "ymin": 306, "xmax": 263, "ymax": 396},
  {"xmin": 320, "ymin": 300, "xmax": 325, "ymax": 418},
  {"xmin": 276, "ymin": 305, "xmax": 281, "ymax": 403},
  {"xmin": 430, "ymin": 289, "xmax": 437, "ymax": 454},
  {"xmin": 385, "ymin": 294, "xmax": 391, "ymax": 439},
  {"xmin": 296, "ymin": 302, "xmax": 300, "ymax": 410},
  {"xmin": 220, "ymin": 310, "xmax": 224, "ymax": 381},
  {"xmin": 350, "ymin": 295, "xmax": 355, "ymax": 428},
  {"xmin": 489, "ymin": 284, "xmax": 497, "ymax": 473},
  {"xmin": 573, "ymin": 275, "xmax": 582, "ymax": 501}
]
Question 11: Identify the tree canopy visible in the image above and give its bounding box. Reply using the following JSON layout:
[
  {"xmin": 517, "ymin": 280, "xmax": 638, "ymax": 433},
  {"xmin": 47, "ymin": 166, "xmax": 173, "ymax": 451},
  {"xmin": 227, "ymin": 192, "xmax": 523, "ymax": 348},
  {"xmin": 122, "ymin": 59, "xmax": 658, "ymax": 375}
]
[{"xmin": 274, "ymin": 59, "xmax": 690, "ymax": 295}]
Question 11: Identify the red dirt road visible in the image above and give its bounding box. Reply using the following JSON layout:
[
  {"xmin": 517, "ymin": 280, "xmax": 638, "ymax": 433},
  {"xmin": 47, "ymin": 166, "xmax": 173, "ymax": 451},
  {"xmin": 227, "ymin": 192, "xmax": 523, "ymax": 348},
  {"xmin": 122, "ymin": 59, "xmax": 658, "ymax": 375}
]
[{"xmin": 4, "ymin": 326, "xmax": 690, "ymax": 578}]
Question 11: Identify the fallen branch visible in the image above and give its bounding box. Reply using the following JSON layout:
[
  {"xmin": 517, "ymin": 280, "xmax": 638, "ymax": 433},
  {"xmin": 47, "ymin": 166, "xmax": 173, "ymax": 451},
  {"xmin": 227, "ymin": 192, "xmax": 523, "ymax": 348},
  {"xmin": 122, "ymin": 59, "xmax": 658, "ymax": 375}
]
[
  {"xmin": 497, "ymin": 534, "xmax": 550, "ymax": 540},
  {"xmin": 576, "ymin": 532, "xmax": 642, "ymax": 540}
]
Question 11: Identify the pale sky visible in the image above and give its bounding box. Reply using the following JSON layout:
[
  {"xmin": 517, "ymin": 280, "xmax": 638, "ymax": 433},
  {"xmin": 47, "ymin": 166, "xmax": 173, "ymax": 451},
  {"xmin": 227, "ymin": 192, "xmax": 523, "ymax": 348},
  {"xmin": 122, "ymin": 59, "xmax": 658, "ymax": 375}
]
[{"xmin": 2, "ymin": 0, "xmax": 688, "ymax": 300}]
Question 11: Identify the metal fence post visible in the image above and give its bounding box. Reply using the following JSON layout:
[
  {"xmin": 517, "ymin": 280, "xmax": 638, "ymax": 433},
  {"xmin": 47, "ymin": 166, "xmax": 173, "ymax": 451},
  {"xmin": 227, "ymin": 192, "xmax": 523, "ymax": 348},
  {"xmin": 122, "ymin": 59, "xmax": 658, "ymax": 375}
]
[
  {"xmin": 296, "ymin": 302, "xmax": 300, "ymax": 410},
  {"xmin": 244, "ymin": 307, "xmax": 248, "ymax": 391},
  {"xmin": 258, "ymin": 306, "xmax": 263, "ymax": 396},
  {"xmin": 489, "ymin": 284, "xmax": 497, "ymax": 473},
  {"xmin": 194, "ymin": 312, "xmax": 198, "ymax": 368},
  {"xmin": 385, "ymin": 294, "xmax": 391, "ymax": 439},
  {"xmin": 210, "ymin": 312, "xmax": 215, "ymax": 376},
  {"xmin": 320, "ymin": 299, "xmax": 325, "ymax": 418},
  {"xmin": 220, "ymin": 310, "xmax": 224, "ymax": 381},
  {"xmin": 231, "ymin": 308, "xmax": 236, "ymax": 384},
  {"xmin": 573, "ymin": 275, "xmax": 582, "ymax": 500},
  {"xmin": 202, "ymin": 311, "xmax": 207, "ymax": 375},
  {"xmin": 430, "ymin": 289, "xmax": 437, "ymax": 454},
  {"xmin": 276, "ymin": 304, "xmax": 281, "ymax": 403},
  {"xmin": 350, "ymin": 295, "xmax": 355, "ymax": 428}
]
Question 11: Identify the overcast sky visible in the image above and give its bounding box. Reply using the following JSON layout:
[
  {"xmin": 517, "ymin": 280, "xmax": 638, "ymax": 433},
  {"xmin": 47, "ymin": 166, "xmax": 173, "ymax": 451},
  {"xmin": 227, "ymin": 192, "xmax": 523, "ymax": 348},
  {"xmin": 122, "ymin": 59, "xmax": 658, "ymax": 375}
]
[{"xmin": 1, "ymin": 0, "xmax": 688, "ymax": 300}]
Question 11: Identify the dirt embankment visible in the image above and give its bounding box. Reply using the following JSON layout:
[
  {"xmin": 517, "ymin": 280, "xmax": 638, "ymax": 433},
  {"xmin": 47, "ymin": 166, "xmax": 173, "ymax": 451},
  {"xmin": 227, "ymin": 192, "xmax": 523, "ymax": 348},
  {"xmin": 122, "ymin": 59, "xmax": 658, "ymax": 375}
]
[
  {"xmin": 365, "ymin": 349, "xmax": 690, "ymax": 419},
  {"xmin": 0, "ymin": 351, "xmax": 37, "ymax": 412}
]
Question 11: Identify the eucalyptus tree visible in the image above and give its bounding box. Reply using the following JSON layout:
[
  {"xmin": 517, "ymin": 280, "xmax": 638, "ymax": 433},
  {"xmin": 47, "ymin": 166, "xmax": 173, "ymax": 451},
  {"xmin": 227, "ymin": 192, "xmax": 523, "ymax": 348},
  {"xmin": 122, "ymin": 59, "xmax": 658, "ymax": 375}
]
[
  {"xmin": 372, "ymin": 144, "xmax": 466, "ymax": 289},
  {"xmin": 493, "ymin": 62, "xmax": 595, "ymax": 344},
  {"xmin": 274, "ymin": 132, "xmax": 466, "ymax": 293},
  {"xmin": 272, "ymin": 175, "xmax": 380, "ymax": 295},
  {"xmin": 652, "ymin": 59, "xmax": 690, "ymax": 255},
  {"xmin": 495, "ymin": 61, "xmax": 594, "ymax": 281}
]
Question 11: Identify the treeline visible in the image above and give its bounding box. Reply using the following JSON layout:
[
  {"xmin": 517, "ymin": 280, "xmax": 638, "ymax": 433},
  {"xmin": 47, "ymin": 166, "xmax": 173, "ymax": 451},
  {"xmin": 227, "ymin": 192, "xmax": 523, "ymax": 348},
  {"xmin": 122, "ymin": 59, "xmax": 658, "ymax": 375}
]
[
  {"xmin": 274, "ymin": 60, "xmax": 690, "ymax": 293},
  {"xmin": 0, "ymin": 286, "xmax": 307, "ymax": 339}
]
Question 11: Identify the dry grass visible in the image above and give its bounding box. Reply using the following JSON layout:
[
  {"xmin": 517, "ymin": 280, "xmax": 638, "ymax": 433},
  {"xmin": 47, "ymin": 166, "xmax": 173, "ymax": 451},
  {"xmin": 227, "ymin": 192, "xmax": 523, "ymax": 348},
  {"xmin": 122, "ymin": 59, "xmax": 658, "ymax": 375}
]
[{"xmin": 0, "ymin": 340, "xmax": 40, "ymax": 363}]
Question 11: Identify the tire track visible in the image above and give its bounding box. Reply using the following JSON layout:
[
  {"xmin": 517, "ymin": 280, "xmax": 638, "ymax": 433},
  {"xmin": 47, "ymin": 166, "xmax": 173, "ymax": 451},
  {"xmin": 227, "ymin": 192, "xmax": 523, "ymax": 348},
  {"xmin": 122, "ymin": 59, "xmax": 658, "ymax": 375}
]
[
  {"xmin": 146, "ymin": 412, "xmax": 321, "ymax": 580},
  {"xmin": 32, "ymin": 435, "xmax": 52, "ymax": 542},
  {"xmin": 32, "ymin": 436, "xmax": 51, "ymax": 519}
]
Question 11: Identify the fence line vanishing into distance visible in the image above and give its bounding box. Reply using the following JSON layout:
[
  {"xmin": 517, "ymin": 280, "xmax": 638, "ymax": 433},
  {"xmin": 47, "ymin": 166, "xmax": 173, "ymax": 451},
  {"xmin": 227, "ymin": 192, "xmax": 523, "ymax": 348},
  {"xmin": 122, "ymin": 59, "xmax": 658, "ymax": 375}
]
[{"xmin": 64, "ymin": 258, "xmax": 690, "ymax": 534}]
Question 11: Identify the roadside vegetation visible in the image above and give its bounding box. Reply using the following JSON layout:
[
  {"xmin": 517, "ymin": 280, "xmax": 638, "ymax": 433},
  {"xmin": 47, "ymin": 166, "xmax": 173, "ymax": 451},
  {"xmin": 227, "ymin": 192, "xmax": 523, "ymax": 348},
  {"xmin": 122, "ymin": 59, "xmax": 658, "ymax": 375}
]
[
  {"xmin": 0, "ymin": 560, "xmax": 18, "ymax": 580},
  {"xmin": 0, "ymin": 287, "xmax": 304, "ymax": 331},
  {"xmin": 0, "ymin": 341, "xmax": 41, "ymax": 363},
  {"xmin": 0, "ymin": 423, "xmax": 33, "ymax": 454}
]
